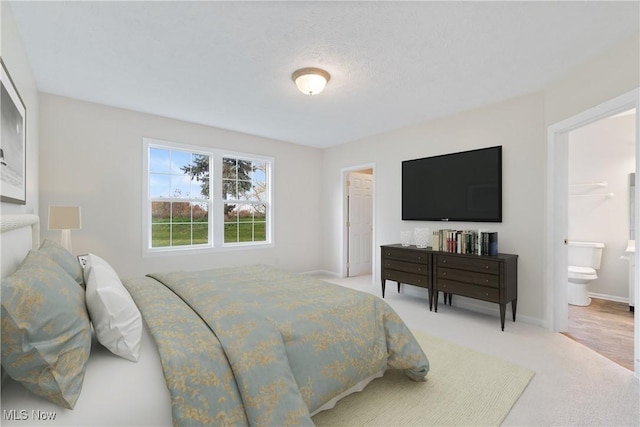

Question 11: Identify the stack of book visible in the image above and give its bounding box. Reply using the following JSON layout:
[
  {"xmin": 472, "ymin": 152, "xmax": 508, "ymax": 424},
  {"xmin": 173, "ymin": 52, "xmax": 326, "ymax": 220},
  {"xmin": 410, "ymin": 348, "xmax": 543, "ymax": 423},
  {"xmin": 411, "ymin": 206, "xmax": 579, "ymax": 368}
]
[{"xmin": 431, "ymin": 229, "xmax": 498, "ymax": 256}]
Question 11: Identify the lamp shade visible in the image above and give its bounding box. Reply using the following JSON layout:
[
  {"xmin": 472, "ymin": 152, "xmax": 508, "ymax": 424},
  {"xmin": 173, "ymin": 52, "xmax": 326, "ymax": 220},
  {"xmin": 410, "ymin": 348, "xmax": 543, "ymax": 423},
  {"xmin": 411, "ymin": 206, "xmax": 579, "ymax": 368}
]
[
  {"xmin": 292, "ymin": 67, "xmax": 330, "ymax": 96},
  {"xmin": 48, "ymin": 206, "xmax": 82, "ymax": 230}
]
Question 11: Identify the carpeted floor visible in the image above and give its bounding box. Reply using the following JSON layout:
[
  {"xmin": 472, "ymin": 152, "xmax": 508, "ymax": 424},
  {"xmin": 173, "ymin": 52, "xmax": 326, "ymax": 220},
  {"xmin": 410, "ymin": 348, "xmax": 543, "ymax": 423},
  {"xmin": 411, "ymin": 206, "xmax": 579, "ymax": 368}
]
[{"xmin": 312, "ymin": 330, "xmax": 534, "ymax": 426}]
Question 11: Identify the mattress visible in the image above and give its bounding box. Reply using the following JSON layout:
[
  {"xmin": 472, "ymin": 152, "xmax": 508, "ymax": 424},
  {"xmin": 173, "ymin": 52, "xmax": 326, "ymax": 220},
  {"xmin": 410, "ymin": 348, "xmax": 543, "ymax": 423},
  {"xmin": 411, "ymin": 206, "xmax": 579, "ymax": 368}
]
[{"xmin": 1, "ymin": 322, "xmax": 172, "ymax": 426}]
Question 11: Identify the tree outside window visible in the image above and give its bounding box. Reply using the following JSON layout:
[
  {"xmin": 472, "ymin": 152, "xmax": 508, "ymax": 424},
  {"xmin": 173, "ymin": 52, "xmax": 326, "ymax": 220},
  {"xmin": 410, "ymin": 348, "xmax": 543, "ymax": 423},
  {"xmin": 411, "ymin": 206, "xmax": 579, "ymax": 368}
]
[
  {"xmin": 222, "ymin": 158, "xmax": 268, "ymax": 243},
  {"xmin": 145, "ymin": 138, "xmax": 272, "ymax": 253}
]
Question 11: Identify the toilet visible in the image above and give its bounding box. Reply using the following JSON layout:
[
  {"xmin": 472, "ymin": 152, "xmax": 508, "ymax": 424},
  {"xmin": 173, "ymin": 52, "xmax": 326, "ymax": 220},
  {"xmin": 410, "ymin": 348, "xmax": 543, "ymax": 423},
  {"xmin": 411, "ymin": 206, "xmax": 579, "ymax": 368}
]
[{"xmin": 568, "ymin": 241, "xmax": 605, "ymax": 306}]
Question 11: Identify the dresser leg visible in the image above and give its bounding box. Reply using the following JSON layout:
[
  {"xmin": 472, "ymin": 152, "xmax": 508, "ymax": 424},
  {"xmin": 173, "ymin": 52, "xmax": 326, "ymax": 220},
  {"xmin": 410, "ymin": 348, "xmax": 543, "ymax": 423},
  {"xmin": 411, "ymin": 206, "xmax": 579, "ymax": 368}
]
[
  {"xmin": 381, "ymin": 280, "xmax": 386, "ymax": 298},
  {"xmin": 512, "ymin": 299, "xmax": 517, "ymax": 322},
  {"xmin": 428, "ymin": 289, "xmax": 433, "ymax": 311},
  {"xmin": 499, "ymin": 303, "xmax": 506, "ymax": 331},
  {"xmin": 397, "ymin": 282, "xmax": 401, "ymax": 293}
]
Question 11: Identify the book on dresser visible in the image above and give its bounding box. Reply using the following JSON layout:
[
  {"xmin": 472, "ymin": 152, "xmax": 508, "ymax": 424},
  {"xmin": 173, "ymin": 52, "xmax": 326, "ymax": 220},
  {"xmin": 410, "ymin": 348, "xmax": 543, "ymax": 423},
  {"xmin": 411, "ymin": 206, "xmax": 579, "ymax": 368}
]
[{"xmin": 432, "ymin": 229, "xmax": 498, "ymax": 255}]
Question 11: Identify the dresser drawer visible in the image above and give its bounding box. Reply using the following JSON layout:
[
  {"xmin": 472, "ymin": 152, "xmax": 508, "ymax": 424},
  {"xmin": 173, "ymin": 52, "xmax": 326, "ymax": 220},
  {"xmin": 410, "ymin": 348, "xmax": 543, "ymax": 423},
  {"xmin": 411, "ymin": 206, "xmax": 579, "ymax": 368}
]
[
  {"xmin": 436, "ymin": 279, "xmax": 499, "ymax": 303},
  {"xmin": 435, "ymin": 254, "xmax": 500, "ymax": 275},
  {"xmin": 380, "ymin": 244, "xmax": 518, "ymax": 329},
  {"xmin": 383, "ymin": 270, "xmax": 429, "ymax": 289},
  {"xmin": 383, "ymin": 248, "xmax": 429, "ymax": 264},
  {"xmin": 436, "ymin": 267, "xmax": 499, "ymax": 288},
  {"xmin": 384, "ymin": 259, "xmax": 429, "ymax": 275}
]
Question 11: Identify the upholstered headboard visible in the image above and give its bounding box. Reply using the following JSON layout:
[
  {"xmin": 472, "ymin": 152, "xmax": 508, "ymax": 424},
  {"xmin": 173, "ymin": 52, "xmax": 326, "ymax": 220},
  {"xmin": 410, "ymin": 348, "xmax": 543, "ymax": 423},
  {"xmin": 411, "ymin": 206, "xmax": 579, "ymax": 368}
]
[
  {"xmin": 0, "ymin": 214, "xmax": 39, "ymax": 384},
  {"xmin": 1, "ymin": 214, "xmax": 40, "ymax": 279}
]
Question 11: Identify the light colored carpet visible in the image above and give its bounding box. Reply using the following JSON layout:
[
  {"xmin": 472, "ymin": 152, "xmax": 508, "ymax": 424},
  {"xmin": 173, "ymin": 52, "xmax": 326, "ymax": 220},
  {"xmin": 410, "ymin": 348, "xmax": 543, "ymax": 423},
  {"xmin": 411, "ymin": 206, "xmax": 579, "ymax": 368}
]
[{"xmin": 312, "ymin": 331, "xmax": 534, "ymax": 426}]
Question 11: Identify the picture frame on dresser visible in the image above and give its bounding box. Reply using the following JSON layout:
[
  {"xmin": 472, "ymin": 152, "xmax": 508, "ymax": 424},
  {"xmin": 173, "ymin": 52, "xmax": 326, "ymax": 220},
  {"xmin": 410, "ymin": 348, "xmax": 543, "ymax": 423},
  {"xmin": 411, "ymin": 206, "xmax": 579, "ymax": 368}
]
[{"xmin": 0, "ymin": 58, "xmax": 27, "ymax": 205}]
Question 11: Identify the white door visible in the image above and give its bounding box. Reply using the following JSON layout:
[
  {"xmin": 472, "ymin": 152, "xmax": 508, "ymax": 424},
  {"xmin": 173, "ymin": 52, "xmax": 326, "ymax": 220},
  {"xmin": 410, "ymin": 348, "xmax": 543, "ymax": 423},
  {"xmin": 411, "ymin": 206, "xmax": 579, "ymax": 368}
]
[{"xmin": 347, "ymin": 172, "xmax": 373, "ymax": 277}]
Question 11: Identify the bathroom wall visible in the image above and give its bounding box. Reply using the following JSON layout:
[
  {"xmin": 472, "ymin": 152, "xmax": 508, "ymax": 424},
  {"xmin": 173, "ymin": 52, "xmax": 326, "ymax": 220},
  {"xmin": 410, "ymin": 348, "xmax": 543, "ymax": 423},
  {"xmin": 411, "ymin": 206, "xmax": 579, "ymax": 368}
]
[{"xmin": 568, "ymin": 111, "xmax": 636, "ymax": 302}]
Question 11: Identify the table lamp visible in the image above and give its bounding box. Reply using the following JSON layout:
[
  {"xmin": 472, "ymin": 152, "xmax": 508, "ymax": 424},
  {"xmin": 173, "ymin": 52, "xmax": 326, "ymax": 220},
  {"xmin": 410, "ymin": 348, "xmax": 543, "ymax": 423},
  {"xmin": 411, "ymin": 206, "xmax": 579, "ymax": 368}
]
[{"xmin": 48, "ymin": 206, "xmax": 81, "ymax": 252}]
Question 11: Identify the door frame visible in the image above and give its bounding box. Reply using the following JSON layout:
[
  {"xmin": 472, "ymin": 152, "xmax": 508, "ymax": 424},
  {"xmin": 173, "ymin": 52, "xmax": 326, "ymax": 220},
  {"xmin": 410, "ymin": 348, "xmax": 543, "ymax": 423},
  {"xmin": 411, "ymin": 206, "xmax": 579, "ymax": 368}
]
[
  {"xmin": 546, "ymin": 88, "xmax": 639, "ymax": 378},
  {"xmin": 341, "ymin": 163, "xmax": 376, "ymax": 279}
]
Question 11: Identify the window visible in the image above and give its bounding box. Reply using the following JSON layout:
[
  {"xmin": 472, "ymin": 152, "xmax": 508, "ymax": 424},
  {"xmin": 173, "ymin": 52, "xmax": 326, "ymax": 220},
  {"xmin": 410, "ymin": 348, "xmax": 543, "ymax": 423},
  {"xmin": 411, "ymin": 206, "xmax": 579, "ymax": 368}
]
[
  {"xmin": 148, "ymin": 146, "xmax": 210, "ymax": 248},
  {"xmin": 143, "ymin": 138, "xmax": 272, "ymax": 254},
  {"xmin": 223, "ymin": 157, "xmax": 268, "ymax": 244}
]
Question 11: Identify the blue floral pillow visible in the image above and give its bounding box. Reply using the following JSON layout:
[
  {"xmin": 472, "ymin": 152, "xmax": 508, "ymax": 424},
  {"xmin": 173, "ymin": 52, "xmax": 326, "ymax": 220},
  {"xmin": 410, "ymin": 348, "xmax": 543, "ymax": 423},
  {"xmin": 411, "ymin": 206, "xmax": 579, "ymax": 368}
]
[
  {"xmin": 39, "ymin": 239, "xmax": 85, "ymax": 288},
  {"xmin": 1, "ymin": 250, "xmax": 91, "ymax": 409}
]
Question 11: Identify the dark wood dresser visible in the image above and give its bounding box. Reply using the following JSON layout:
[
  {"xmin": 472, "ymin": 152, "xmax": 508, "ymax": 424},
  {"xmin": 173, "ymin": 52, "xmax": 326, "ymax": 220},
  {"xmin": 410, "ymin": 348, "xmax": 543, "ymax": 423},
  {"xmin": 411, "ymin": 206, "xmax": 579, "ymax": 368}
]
[
  {"xmin": 381, "ymin": 244, "xmax": 518, "ymax": 330},
  {"xmin": 381, "ymin": 244, "xmax": 432, "ymax": 309},
  {"xmin": 432, "ymin": 252, "xmax": 518, "ymax": 331}
]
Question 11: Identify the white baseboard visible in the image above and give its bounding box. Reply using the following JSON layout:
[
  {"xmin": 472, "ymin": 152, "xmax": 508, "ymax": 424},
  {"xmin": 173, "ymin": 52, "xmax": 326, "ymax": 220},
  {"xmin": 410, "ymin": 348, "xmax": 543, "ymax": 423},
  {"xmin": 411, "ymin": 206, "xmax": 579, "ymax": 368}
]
[
  {"xmin": 301, "ymin": 269, "xmax": 340, "ymax": 277},
  {"xmin": 451, "ymin": 296, "xmax": 545, "ymax": 328},
  {"xmin": 401, "ymin": 285, "xmax": 545, "ymax": 328},
  {"xmin": 588, "ymin": 292, "xmax": 630, "ymax": 304},
  {"xmin": 424, "ymin": 291, "xmax": 631, "ymax": 330}
]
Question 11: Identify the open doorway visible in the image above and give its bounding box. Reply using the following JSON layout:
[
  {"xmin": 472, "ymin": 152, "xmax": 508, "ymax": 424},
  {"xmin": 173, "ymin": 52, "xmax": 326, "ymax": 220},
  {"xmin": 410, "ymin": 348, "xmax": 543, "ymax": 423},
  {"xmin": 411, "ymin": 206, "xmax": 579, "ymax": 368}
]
[
  {"xmin": 562, "ymin": 109, "xmax": 636, "ymax": 371},
  {"xmin": 342, "ymin": 165, "xmax": 374, "ymax": 278},
  {"xmin": 546, "ymin": 88, "xmax": 639, "ymax": 378}
]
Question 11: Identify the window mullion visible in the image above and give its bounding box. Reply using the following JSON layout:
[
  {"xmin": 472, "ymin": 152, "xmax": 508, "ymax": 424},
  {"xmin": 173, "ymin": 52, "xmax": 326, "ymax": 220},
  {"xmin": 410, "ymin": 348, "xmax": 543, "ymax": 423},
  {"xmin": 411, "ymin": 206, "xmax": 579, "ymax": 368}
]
[
  {"xmin": 144, "ymin": 138, "xmax": 271, "ymax": 255},
  {"xmin": 211, "ymin": 154, "xmax": 224, "ymax": 247}
]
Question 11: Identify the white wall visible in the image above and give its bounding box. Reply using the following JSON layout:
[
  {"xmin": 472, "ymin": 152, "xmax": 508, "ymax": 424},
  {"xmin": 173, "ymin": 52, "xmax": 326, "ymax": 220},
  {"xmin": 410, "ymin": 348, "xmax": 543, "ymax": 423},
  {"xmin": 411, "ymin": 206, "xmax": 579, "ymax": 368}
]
[
  {"xmin": 545, "ymin": 33, "xmax": 640, "ymax": 126},
  {"xmin": 0, "ymin": 3, "xmax": 39, "ymax": 216},
  {"xmin": 321, "ymin": 32, "xmax": 639, "ymax": 325},
  {"xmin": 322, "ymin": 93, "xmax": 547, "ymax": 323},
  {"xmin": 568, "ymin": 113, "xmax": 636, "ymax": 301},
  {"xmin": 38, "ymin": 94, "xmax": 323, "ymax": 278}
]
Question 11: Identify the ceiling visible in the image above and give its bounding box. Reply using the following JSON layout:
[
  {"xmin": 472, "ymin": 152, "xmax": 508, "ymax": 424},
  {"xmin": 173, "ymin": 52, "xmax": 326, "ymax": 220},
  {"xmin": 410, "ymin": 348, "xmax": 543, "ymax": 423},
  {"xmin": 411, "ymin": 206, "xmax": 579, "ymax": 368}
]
[{"xmin": 8, "ymin": 1, "xmax": 640, "ymax": 148}]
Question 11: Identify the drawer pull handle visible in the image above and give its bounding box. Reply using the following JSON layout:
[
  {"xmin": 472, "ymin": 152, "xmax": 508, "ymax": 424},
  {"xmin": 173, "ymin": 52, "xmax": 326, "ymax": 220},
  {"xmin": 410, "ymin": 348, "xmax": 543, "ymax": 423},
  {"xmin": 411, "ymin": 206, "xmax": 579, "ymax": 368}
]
[
  {"xmin": 485, "ymin": 266, "xmax": 489, "ymax": 269},
  {"xmin": 442, "ymin": 272, "xmax": 447, "ymax": 276},
  {"xmin": 485, "ymin": 279, "xmax": 489, "ymax": 283},
  {"xmin": 442, "ymin": 260, "xmax": 447, "ymax": 264}
]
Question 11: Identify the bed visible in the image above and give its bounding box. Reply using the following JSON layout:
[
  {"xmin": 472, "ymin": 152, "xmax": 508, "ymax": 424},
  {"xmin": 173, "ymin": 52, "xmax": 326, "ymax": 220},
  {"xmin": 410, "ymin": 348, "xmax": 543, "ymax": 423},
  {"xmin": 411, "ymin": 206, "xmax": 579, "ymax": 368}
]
[{"xmin": 1, "ymin": 214, "xmax": 429, "ymax": 426}]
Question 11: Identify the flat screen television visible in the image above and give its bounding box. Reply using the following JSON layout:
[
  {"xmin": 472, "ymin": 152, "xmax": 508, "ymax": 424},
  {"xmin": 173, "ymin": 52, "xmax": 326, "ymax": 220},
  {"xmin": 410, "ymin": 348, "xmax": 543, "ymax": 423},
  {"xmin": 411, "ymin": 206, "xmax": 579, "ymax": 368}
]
[{"xmin": 402, "ymin": 146, "xmax": 502, "ymax": 222}]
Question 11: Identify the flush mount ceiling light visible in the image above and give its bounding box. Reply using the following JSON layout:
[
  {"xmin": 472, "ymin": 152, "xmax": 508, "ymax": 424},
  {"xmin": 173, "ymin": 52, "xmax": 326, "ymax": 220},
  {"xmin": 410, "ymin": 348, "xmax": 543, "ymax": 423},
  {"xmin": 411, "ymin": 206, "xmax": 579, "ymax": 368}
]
[{"xmin": 292, "ymin": 67, "xmax": 331, "ymax": 96}]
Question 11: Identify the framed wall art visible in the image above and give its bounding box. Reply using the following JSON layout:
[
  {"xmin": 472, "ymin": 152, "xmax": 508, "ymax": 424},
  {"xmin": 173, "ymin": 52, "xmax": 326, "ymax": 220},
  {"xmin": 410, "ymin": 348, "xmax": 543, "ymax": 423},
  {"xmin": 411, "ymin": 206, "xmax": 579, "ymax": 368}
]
[{"xmin": 1, "ymin": 58, "xmax": 27, "ymax": 204}]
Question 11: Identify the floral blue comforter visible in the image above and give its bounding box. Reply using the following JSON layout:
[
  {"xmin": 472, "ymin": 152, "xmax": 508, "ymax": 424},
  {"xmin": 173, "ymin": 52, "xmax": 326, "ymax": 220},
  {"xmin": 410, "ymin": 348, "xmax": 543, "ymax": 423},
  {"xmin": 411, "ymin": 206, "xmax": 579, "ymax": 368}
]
[{"xmin": 123, "ymin": 265, "xmax": 429, "ymax": 426}]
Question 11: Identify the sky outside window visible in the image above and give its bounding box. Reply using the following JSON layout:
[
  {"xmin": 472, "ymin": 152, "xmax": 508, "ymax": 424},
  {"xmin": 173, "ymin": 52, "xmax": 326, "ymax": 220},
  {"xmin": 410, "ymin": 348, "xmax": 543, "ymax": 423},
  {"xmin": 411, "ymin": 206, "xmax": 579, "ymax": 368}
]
[{"xmin": 150, "ymin": 148, "xmax": 207, "ymax": 199}]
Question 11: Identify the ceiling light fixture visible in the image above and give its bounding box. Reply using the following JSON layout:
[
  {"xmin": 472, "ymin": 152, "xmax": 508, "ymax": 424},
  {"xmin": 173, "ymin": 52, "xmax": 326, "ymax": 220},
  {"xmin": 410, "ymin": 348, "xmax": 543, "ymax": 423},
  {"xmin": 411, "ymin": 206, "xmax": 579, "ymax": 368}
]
[{"xmin": 292, "ymin": 67, "xmax": 331, "ymax": 96}]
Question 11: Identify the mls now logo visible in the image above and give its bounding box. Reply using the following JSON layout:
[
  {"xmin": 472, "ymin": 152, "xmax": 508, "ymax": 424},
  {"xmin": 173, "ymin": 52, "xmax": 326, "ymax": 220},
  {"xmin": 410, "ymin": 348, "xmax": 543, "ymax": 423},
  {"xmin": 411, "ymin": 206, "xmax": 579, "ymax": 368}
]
[
  {"xmin": 3, "ymin": 410, "xmax": 27, "ymax": 420},
  {"xmin": 3, "ymin": 409, "xmax": 57, "ymax": 421}
]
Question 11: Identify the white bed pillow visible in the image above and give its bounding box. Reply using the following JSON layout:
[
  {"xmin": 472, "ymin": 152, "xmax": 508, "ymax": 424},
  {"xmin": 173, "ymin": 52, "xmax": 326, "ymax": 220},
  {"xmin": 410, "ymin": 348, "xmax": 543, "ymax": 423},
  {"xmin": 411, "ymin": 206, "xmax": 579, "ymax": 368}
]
[{"xmin": 84, "ymin": 254, "xmax": 142, "ymax": 362}]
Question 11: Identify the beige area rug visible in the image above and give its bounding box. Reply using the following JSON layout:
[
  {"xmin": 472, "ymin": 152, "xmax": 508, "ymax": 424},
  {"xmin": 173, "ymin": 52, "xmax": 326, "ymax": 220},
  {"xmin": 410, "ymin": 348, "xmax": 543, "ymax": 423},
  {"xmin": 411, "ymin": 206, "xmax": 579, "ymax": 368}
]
[{"xmin": 312, "ymin": 331, "xmax": 534, "ymax": 426}]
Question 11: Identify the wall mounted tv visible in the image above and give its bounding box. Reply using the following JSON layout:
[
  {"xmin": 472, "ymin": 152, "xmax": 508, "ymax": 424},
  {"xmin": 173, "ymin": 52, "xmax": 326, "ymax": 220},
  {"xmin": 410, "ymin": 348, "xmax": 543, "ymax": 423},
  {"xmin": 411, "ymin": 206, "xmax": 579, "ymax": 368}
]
[{"xmin": 402, "ymin": 146, "xmax": 502, "ymax": 222}]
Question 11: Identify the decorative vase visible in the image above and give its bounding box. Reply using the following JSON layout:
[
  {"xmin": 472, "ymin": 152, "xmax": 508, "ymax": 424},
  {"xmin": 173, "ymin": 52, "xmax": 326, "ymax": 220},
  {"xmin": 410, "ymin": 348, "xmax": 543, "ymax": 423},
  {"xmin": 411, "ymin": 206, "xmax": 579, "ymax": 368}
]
[
  {"xmin": 414, "ymin": 228, "xmax": 429, "ymax": 249},
  {"xmin": 400, "ymin": 231, "xmax": 412, "ymax": 247}
]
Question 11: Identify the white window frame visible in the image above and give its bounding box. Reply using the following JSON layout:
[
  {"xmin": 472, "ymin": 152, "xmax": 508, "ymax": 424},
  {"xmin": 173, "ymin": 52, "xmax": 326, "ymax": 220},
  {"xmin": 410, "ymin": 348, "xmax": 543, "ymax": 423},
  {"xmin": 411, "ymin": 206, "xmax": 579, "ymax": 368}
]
[
  {"xmin": 220, "ymin": 154, "xmax": 271, "ymax": 248},
  {"xmin": 142, "ymin": 138, "xmax": 273, "ymax": 256}
]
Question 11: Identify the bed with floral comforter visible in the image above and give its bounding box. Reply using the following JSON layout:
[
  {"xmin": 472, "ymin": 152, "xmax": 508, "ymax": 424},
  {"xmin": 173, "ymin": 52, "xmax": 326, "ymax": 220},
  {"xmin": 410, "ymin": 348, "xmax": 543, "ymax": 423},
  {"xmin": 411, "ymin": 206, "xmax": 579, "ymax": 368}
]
[{"xmin": 122, "ymin": 264, "xmax": 429, "ymax": 426}]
